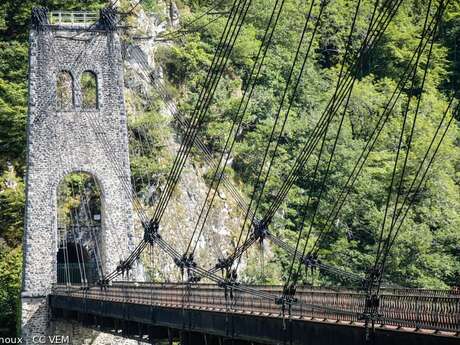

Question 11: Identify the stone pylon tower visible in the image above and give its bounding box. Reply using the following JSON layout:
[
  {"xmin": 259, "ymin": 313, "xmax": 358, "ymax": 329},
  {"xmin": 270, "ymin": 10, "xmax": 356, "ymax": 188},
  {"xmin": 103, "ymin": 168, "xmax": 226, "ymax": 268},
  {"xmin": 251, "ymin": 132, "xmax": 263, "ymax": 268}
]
[{"xmin": 21, "ymin": 8, "xmax": 134, "ymax": 341}]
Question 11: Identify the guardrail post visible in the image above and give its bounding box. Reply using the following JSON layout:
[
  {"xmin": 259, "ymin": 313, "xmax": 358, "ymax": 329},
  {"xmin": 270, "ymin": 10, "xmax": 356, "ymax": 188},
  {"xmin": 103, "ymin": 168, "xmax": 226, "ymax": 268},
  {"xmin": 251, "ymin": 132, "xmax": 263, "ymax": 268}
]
[
  {"xmin": 456, "ymin": 298, "xmax": 460, "ymax": 335},
  {"xmin": 415, "ymin": 295, "xmax": 420, "ymax": 331},
  {"xmin": 335, "ymin": 292, "xmax": 339, "ymax": 320},
  {"xmin": 300, "ymin": 295, "xmax": 303, "ymax": 318}
]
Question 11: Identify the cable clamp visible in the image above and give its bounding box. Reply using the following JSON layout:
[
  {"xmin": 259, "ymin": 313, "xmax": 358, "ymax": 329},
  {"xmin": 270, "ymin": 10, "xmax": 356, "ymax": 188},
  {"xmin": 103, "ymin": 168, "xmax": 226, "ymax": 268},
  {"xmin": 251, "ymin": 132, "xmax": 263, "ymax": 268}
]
[
  {"xmin": 116, "ymin": 259, "xmax": 133, "ymax": 274},
  {"xmin": 187, "ymin": 274, "xmax": 201, "ymax": 283},
  {"xmin": 301, "ymin": 253, "xmax": 320, "ymax": 269},
  {"xmin": 175, "ymin": 253, "xmax": 197, "ymax": 269},
  {"xmin": 215, "ymin": 257, "xmax": 234, "ymax": 270},
  {"xmin": 275, "ymin": 295, "xmax": 298, "ymax": 306},
  {"xmin": 253, "ymin": 220, "xmax": 269, "ymax": 243},
  {"xmin": 218, "ymin": 269, "xmax": 240, "ymax": 289},
  {"xmin": 359, "ymin": 294, "xmax": 381, "ymax": 322},
  {"xmin": 143, "ymin": 219, "xmax": 160, "ymax": 245},
  {"xmin": 362, "ymin": 267, "xmax": 382, "ymax": 291}
]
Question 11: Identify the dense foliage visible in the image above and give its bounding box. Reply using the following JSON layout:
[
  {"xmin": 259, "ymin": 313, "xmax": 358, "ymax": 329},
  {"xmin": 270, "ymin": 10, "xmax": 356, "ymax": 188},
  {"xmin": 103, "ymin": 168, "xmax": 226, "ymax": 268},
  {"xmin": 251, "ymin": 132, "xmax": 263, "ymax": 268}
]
[
  {"xmin": 0, "ymin": 0, "xmax": 458, "ymax": 338},
  {"xmin": 158, "ymin": 0, "xmax": 460, "ymax": 288}
]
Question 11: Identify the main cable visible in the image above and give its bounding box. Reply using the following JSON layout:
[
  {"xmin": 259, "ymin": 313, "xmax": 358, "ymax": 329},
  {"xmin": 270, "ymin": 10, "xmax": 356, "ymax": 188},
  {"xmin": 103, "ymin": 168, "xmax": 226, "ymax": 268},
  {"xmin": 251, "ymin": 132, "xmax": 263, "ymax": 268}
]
[{"xmin": 157, "ymin": 0, "xmax": 229, "ymax": 41}]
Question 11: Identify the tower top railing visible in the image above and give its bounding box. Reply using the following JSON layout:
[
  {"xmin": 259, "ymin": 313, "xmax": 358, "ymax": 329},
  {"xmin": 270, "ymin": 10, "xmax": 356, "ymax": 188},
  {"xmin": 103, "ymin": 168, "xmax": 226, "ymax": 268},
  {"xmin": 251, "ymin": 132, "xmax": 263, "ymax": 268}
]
[
  {"xmin": 48, "ymin": 11, "xmax": 98, "ymax": 26},
  {"xmin": 31, "ymin": 8, "xmax": 118, "ymax": 31}
]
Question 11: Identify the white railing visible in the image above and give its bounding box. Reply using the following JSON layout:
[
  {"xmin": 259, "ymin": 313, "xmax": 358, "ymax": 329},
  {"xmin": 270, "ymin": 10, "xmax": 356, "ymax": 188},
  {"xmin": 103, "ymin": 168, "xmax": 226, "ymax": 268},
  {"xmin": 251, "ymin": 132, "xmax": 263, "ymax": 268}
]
[{"xmin": 49, "ymin": 11, "xmax": 98, "ymax": 26}]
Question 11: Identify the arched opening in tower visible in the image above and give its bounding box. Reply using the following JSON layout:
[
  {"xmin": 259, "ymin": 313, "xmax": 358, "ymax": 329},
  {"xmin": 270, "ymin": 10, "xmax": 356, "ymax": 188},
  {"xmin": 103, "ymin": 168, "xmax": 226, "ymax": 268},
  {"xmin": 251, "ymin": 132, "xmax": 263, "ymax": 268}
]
[
  {"xmin": 56, "ymin": 172, "xmax": 103, "ymax": 285},
  {"xmin": 81, "ymin": 70, "xmax": 98, "ymax": 109},
  {"xmin": 56, "ymin": 70, "xmax": 74, "ymax": 110}
]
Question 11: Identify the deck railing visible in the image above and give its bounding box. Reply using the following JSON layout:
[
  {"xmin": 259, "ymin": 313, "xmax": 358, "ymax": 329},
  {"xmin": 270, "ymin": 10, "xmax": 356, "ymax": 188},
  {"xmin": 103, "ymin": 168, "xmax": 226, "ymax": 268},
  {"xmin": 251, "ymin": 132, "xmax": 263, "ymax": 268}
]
[{"xmin": 52, "ymin": 283, "xmax": 460, "ymax": 334}]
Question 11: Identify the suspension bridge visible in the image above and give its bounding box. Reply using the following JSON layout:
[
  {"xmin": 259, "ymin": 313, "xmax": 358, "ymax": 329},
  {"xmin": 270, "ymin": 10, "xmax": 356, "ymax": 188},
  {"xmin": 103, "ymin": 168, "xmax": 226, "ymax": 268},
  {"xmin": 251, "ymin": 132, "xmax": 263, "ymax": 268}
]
[{"xmin": 21, "ymin": 1, "xmax": 459, "ymax": 344}]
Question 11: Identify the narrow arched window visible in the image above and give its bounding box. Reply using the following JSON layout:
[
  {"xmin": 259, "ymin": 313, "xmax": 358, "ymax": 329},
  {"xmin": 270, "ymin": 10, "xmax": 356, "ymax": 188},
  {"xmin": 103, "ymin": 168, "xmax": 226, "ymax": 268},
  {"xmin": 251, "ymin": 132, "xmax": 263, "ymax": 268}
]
[
  {"xmin": 56, "ymin": 70, "xmax": 74, "ymax": 110},
  {"xmin": 81, "ymin": 71, "xmax": 98, "ymax": 109}
]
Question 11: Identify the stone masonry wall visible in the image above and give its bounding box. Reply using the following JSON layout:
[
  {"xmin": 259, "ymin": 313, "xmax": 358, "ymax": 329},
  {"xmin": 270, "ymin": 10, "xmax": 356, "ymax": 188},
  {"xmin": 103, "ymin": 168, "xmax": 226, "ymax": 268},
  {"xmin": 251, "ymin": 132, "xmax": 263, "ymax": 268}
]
[{"xmin": 21, "ymin": 15, "xmax": 136, "ymax": 343}]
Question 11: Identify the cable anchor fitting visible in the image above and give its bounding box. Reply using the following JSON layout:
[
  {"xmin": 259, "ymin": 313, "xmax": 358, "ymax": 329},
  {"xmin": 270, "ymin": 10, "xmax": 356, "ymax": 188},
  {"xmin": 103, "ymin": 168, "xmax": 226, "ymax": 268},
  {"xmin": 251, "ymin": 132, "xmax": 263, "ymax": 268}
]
[
  {"xmin": 99, "ymin": 7, "xmax": 118, "ymax": 31},
  {"xmin": 362, "ymin": 266, "xmax": 382, "ymax": 291},
  {"xmin": 277, "ymin": 283, "xmax": 298, "ymax": 305},
  {"xmin": 31, "ymin": 8, "xmax": 49, "ymax": 30},
  {"xmin": 97, "ymin": 278, "xmax": 110, "ymax": 290}
]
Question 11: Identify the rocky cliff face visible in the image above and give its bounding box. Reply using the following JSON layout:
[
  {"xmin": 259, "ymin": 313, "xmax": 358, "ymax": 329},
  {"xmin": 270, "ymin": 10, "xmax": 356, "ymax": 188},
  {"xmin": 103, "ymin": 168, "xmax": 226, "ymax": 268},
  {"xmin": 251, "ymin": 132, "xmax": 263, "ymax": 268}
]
[{"xmin": 122, "ymin": 2, "xmax": 261, "ymax": 283}]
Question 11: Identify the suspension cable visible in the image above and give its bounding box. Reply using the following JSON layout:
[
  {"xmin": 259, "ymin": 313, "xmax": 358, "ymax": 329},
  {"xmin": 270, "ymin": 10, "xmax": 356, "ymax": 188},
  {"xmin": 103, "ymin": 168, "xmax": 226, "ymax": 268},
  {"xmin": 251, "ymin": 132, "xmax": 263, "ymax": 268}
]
[
  {"xmin": 152, "ymin": 0, "xmax": 252, "ymax": 224},
  {"xmin": 232, "ymin": 0, "xmax": 324, "ymax": 275},
  {"xmin": 261, "ymin": 0, "xmax": 404, "ymax": 224},
  {"xmin": 307, "ymin": 2, "xmax": 445, "ymax": 257},
  {"xmin": 377, "ymin": 99, "xmax": 459, "ymax": 288},
  {"xmin": 153, "ymin": 0, "xmax": 247, "ymax": 220},
  {"xmin": 128, "ymin": 48, "xmax": 254, "ymax": 218},
  {"xmin": 185, "ymin": 0, "xmax": 287, "ymax": 258},
  {"xmin": 283, "ymin": 0, "xmax": 363, "ymax": 293},
  {"xmin": 373, "ymin": 0, "xmax": 434, "ymax": 275}
]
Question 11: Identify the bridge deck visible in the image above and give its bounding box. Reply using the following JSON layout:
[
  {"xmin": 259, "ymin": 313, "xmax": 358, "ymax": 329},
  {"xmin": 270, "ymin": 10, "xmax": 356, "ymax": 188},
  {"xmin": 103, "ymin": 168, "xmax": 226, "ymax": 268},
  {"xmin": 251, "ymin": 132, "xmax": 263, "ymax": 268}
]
[{"xmin": 50, "ymin": 283, "xmax": 460, "ymax": 343}]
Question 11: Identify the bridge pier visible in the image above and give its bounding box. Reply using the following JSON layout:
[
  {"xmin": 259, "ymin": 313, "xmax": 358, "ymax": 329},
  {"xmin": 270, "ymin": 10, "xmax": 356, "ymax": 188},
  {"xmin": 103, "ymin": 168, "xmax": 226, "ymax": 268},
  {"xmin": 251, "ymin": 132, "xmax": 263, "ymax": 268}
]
[{"xmin": 22, "ymin": 7, "xmax": 137, "ymax": 344}]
